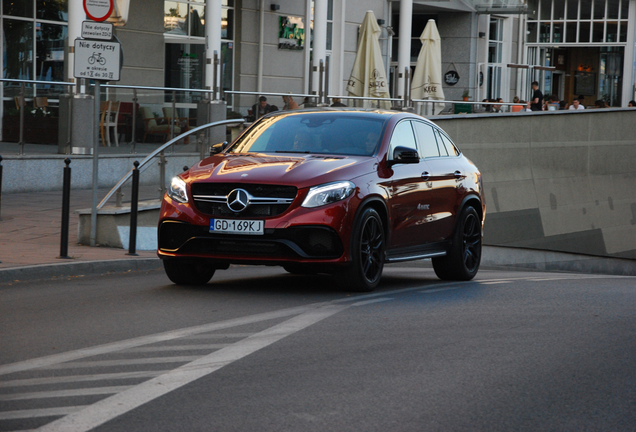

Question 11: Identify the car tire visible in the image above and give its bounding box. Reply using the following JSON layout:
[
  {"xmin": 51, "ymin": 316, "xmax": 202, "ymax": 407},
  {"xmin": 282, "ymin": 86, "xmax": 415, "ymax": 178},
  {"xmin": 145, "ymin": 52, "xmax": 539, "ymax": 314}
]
[
  {"xmin": 337, "ymin": 207, "xmax": 385, "ymax": 292},
  {"xmin": 432, "ymin": 206, "xmax": 481, "ymax": 281},
  {"xmin": 163, "ymin": 259, "xmax": 216, "ymax": 285}
]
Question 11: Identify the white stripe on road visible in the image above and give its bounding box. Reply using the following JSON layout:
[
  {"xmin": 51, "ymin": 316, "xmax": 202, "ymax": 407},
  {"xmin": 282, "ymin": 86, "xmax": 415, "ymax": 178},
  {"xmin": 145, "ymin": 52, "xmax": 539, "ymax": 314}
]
[
  {"xmin": 181, "ymin": 333, "xmax": 254, "ymax": 339},
  {"xmin": 0, "ymin": 304, "xmax": 329, "ymax": 376},
  {"xmin": 352, "ymin": 298, "xmax": 393, "ymax": 307},
  {"xmin": 124, "ymin": 344, "xmax": 231, "ymax": 353},
  {"xmin": 0, "ymin": 406, "xmax": 86, "ymax": 420},
  {"xmin": 0, "ymin": 371, "xmax": 163, "ymax": 388},
  {"xmin": 420, "ymin": 287, "xmax": 462, "ymax": 294},
  {"xmin": 42, "ymin": 356, "xmax": 201, "ymax": 370},
  {"xmin": 36, "ymin": 304, "xmax": 349, "ymax": 432},
  {"xmin": 481, "ymin": 281, "xmax": 512, "ymax": 285},
  {"xmin": 0, "ymin": 386, "xmax": 131, "ymax": 401}
]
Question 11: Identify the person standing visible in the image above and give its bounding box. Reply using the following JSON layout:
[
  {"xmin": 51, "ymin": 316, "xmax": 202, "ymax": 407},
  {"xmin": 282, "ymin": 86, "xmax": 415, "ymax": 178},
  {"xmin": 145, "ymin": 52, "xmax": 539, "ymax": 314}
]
[{"xmin": 530, "ymin": 81, "xmax": 543, "ymax": 111}]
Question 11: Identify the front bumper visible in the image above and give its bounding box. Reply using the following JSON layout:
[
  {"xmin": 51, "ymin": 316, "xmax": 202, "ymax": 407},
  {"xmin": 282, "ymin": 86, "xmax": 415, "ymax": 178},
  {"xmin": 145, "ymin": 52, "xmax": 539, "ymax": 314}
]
[{"xmin": 157, "ymin": 194, "xmax": 356, "ymax": 265}]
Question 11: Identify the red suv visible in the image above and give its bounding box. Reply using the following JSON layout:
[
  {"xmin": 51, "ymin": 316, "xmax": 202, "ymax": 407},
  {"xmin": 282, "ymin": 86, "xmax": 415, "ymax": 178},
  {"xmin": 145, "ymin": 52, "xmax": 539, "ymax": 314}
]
[{"xmin": 158, "ymin": 109, "xmax": 485, "ymax": 291}]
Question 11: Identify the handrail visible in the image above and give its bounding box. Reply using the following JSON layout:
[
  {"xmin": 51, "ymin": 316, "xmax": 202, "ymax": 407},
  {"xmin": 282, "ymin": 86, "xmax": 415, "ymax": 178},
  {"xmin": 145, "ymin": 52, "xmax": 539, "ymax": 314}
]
[
  {"xmin": 97, "ymin": 118, "xmax": 245, "ymax": 209},
  {"xmin": 0, "ymin": 78, "xmax": 75, "ymax": 87}
]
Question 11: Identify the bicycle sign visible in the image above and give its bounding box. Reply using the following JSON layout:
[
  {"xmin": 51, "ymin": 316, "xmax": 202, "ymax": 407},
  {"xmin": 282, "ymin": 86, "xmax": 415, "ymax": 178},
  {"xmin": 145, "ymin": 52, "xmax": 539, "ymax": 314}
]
[
  {"xmin": 73, "ymin": 38, "xmax": 121, "ymax": 81},
  {"xmin": 88, "ymin": 52, "xmax": 107, "ymax": 65}
]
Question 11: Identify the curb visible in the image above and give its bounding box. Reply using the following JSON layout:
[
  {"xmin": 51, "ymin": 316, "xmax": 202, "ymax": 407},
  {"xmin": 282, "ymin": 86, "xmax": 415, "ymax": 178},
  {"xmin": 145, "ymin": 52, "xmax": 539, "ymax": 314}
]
[{"xmin": 0, "ymin": 258, "xmax": 163, "ymax": 284}]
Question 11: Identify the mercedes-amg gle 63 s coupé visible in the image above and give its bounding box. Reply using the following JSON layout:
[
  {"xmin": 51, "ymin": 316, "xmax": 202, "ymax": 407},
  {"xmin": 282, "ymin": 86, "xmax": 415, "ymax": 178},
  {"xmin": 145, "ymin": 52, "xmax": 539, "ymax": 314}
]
[{"xmin": 158, "ymin": 109, "xmax": 485, "ymax": 291}]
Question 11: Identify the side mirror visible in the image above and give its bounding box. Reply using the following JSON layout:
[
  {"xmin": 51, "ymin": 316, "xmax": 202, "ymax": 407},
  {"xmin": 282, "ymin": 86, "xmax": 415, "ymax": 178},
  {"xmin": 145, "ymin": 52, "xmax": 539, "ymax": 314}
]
[
  {"xmin": 210, "ymin": 141, "xmax": 229, "ymax": 156},
  {"xmin": 388, "ymin": 146, "xmax": 420, "ymax": 166}
]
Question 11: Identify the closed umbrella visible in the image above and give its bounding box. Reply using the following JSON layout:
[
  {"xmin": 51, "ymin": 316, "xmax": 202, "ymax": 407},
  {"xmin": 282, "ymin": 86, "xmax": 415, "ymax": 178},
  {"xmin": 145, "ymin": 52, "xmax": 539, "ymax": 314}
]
[
  {"xmin": 411, "ymin": 19, "xmax": 445, "ymax": 115},
  {"xmin": 346, "ymin": 10, "xmax": 390, "ymax": 108}
]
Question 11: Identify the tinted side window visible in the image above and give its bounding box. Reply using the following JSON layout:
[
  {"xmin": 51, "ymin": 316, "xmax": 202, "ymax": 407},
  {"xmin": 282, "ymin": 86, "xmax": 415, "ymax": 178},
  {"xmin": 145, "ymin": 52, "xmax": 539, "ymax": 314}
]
[
  {"xmin": 412, "ymin": 121, "xmax": 440, "ymax": 158},
  {"xmin": 435, "ymin": 130, "xmax": 460, "ymax": 157},
  {"xmin": 389, "ymin": 121, "xmax": 418, "ymax": 158}
]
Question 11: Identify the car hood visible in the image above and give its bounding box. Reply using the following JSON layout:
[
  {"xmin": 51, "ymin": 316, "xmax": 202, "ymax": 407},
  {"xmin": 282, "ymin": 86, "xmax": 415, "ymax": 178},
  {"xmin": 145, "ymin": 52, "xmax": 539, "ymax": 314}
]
[{"xmin": 185, "ymin": 153, "xmax": 377, "ymax": 189}]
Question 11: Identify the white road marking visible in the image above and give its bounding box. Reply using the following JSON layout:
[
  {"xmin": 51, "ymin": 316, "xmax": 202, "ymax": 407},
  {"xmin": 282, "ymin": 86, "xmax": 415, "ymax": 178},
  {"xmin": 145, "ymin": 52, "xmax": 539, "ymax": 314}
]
[
  {"xmin": 481, "ymin": 281, "xmax": 512, "ymax": 285},
  {"xmin": 352, "ymin": 298, "xmax": 393, "ymax": 307},
  {"xmin": 0, "ymin": 386, "xmax": 131, "ymax": 401},
  {"xmin": 420, "ymin": 287, "xmax": 462, "ymax": 294},
  {"xmin": 124, "ymin": 344, "xmax": 231, "ymax": 353},
  {"xmin": 181, "ymin": 333, "xmax": 254, "ymax": 339},
  {"xmin": 0, "ymin": 304, "xmax": 329, "ymax": 377},
  {"xmin": 36, "ymin": 303, "xmax": 349, "ymax": 432},
  {"xmin": 527, "ymin": 277, "xmax": 584, "ymax": 281},
  {"xmin": 0, "ymin": 406, "xmax": 86, "ymax": 420},
  {"xmin": 0, "ymin": 371, "xmax": 163, "ymax": 388},
  {"xmin": 42, "ymin": 356, "xmax": 201, "ymax": 370}
]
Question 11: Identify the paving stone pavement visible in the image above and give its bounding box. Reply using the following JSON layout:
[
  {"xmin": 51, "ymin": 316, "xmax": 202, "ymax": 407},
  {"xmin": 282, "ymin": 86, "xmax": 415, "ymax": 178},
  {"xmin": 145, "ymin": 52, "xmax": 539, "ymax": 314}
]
[{"xmin": 0, "ymin": 185, "xmax": 161, "ymax": 283}]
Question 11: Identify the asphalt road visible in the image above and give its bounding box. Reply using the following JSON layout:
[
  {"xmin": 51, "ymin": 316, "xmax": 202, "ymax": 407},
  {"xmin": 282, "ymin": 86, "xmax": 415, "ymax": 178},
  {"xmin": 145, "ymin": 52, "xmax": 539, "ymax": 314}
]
[{"xmin": 1, "ymin": 265, "xmax": 635, "ymax": 432}]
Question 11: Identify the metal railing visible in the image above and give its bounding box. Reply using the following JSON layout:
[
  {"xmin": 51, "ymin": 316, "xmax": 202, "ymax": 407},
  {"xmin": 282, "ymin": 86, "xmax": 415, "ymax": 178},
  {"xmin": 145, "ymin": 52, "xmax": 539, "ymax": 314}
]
[{"xmin": 97, "ymin": 119, "xmax": 244, "ymax": 210}]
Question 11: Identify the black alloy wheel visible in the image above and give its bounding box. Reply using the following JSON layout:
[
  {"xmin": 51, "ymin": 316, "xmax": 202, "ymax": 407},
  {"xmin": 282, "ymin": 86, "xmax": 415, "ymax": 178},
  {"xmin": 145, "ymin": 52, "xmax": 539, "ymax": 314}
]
[
  {"xmin": 337, "ymin": 207, "xmax": 385, "ymax": 292},
  {"xmin": 432, "ymin": 206, "xmax": 482, "ymax": 281}
]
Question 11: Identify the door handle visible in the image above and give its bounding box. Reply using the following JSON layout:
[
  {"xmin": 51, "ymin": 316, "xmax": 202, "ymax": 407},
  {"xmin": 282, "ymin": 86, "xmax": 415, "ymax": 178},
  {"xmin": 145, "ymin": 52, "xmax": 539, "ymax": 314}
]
[
  {"xmin": 421, "ymin": 171, "xmax": 430, "ymax": 181},
  {"xmin": 454, "ymin": 170, "xmax": 463, "ymax": 179}
]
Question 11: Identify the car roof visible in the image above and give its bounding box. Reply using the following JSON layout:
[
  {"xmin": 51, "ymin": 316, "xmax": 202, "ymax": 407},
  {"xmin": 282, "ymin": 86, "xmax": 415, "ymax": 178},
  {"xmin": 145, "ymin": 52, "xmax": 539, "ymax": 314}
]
[{"xmin": 261, "ymin": 107, "xmax": 435, "ymax": 125}]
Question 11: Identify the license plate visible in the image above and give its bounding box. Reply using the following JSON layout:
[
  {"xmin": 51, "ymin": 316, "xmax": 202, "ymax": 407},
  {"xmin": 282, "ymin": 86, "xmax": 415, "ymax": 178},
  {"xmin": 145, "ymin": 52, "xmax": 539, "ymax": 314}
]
[{"xmin": 210, "ymin": 219, "xmax": 264, "ymax": 235}]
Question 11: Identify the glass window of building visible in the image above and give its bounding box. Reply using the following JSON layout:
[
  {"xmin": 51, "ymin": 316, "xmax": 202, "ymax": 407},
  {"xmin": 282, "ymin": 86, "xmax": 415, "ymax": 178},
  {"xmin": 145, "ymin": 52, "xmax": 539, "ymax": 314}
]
[
  {"xmin": 1, "ymin": 0, "xmax": 68, "ymax": 99},
  {"xmin": 487, "ymin": 17, "xmax": 504, "ymax": 99},
  {"xmin": 526, "ymin": 0, "xmax": 630, "ymax": 45},
  {"xmin": 164, "ymin": 0, "xmax": 234, "ymax": 104},
  {"xmin": 525, "ymin": 0, "xmax": 630, "ymax": 106}
]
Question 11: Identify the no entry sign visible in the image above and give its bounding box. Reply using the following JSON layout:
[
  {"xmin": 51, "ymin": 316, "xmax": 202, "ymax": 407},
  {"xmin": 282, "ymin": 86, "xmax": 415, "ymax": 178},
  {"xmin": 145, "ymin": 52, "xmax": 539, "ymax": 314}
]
[{"xmin": 83, "ymin": 0, "xmax": 113, "ymax": 22}]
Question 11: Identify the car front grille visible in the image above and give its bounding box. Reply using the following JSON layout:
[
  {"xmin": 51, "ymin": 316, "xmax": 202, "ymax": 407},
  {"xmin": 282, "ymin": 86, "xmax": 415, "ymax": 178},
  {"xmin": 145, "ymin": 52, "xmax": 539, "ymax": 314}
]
[{"xmin": 191, "ymin": 183, "xmax": 298, "ymax": 218}]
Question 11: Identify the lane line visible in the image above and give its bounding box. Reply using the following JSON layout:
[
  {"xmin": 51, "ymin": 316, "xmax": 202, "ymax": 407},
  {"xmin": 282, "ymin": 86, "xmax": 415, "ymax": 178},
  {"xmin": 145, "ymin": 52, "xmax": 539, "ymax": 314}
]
[
  {"xmin": 0, "ymin": 282, "xmax": 469, "ymax": 378},
  {"xmin": 0, "ymin": 406, "xmax": 86, "ymax": 421},
  {"xmin": 0, "ymin": 386, "xmax": 131, "ymax": 401},
  {"xmin": 0, "ymin": 371, "xmax": 164, "ymax": 388},
  {"xmin": 42, "ymin": 356, "xmax": 201, "ymax": 370},
  {"xmin": 481, "ymin": 281, "xmax": 512, "ymax": 285},
  {"xmin": 420, "ymin": 287, "xmax": 462, "ymax": 294},
  {"xmin": 352, "ymin": 298, "xmax": 393, "ymax": 307},
  {"xmin": 0, "ymin": 304, "xmax": 330, "ymax": 376},
  {"xmin": 36, "ymin": 304, "xmax": 349, "ymax": 432},
  {"xmin": 181, "ymin": 333, "xmax": 254, "ymax": 340},
  {"xmin": 124, "ymin": 344, "xmax": 231, "ymax": 353}
]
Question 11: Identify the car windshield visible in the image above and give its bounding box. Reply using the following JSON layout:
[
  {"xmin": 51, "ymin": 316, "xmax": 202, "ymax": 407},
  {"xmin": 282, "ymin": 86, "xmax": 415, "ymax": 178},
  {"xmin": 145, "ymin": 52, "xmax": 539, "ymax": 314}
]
[{"xmin": 228, "ymin": 112, "xmax": 387, "ymax": 156}]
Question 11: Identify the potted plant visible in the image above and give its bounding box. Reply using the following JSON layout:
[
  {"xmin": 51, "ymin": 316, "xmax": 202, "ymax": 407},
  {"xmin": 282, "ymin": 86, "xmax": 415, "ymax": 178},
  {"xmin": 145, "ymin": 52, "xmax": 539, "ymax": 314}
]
[{"xmin": 462, "ymin": 90, "xmax": 470, "ymax": 101}]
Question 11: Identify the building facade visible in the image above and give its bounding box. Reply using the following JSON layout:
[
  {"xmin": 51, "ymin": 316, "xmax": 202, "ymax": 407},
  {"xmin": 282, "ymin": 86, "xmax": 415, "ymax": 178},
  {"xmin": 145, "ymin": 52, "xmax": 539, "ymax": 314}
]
[{"xmin": 2, "ymin": 0, "xmax": 635, "ymax": 131}]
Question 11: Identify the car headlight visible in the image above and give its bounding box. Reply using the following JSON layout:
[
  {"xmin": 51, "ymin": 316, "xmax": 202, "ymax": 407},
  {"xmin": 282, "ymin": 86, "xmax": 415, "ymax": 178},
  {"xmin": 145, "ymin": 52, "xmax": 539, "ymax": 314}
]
[
  {"xmin": 167, "ymin": 176, "xmax": 188, "ymax": 203},
  {"xmin": 301, "ymin": 181, "xmax": 355, "ymax": 208}
]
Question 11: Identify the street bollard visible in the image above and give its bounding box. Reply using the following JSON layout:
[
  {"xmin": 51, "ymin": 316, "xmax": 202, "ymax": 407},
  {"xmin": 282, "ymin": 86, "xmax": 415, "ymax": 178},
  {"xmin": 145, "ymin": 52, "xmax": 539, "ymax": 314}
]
[
  {"xmin": 58, "ymin": 158, "xmax": 72, "ymax": 259},
  {"xmin": 127, "ymin": 161, "xmax": 140, "ymax": 256}
]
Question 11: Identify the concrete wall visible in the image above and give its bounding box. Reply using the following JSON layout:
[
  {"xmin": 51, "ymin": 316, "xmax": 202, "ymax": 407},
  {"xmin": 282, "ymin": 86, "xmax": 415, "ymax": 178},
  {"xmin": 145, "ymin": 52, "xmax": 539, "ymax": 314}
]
[{"xmin": 432, "ymin": 108, "xmax": 636, "ymax": 260}]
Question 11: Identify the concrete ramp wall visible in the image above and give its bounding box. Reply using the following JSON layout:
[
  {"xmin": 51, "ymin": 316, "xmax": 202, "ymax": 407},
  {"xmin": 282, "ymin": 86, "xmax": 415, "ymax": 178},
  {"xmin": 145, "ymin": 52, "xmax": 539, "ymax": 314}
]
[{"xmin": 433, "ymin": 109, "xmax": 636, "ymax": 260}]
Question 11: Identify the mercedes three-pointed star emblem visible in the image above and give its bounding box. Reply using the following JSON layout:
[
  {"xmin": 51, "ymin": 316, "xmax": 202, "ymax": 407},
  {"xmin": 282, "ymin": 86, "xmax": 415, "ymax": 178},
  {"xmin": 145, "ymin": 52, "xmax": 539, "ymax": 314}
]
[{"xmin": 227, "ymin": 188, "xmax": 250, "ymax": 213}]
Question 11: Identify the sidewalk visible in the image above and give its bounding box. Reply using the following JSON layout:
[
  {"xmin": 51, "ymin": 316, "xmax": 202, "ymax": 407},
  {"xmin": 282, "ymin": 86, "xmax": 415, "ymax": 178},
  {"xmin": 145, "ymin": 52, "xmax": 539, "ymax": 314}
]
[{"xmin": 0, "ymin": 185, "xmax": 161, "ymax": 283}]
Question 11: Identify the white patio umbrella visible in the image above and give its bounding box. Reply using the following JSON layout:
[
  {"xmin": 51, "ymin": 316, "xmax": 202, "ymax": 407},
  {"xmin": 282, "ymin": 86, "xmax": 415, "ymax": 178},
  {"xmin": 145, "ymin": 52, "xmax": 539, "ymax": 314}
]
[
  {"xmin": 411, "ymin": 19, "xmax": 445, "ymax": 115},
  {"xmin": 346, "ymin": 10, "xmax": 391, "ymax": 108}
]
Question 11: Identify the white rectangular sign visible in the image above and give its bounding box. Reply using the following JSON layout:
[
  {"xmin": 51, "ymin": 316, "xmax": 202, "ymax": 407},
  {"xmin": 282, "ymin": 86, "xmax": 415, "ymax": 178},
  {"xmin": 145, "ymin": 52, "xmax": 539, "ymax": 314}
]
[
  {"xmin": 74, "ymin": 38, "xmax": 121, "ymax": 81},
  {"xmin": 81, "ymin": 21, "xmax": 113, "ymax": 40}
]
